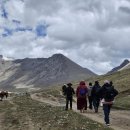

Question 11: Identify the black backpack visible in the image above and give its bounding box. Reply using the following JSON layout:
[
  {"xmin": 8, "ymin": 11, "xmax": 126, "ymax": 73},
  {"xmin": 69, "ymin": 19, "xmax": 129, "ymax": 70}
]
[
  {"xmin": 62, "ymin": 85, "xmax": 67, "ymax": 95},
  {"xmin": 66, "ymin": 87, "xmax": 74, "ymax": 97},
  {"xmin": 104, "ymin": 87, "xmax": 116, "ymax": 102},
  {"xmin": 92, "ymin": 85, "xmax": 100, "ymax": 97}
]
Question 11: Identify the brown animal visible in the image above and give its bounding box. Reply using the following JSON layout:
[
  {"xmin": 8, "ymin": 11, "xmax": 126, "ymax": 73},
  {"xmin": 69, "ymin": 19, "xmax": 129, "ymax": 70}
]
[{"xmin": 0, "ymin": 91, "xmax": 8, "ymax": 101}]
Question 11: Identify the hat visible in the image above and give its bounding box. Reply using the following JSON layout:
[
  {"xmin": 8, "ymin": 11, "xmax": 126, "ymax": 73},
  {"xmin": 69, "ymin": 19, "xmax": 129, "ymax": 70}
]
[
  {"xmin": 67, "ymin": 83, "xmax": 72, "ymax": 86},
  {"xmin": 104, "ymin": 80, "xmax": 109, "ymax": 84},
  {"xmin": 95, "ymin": 81, "xmax": 99, "ymax": 84}
]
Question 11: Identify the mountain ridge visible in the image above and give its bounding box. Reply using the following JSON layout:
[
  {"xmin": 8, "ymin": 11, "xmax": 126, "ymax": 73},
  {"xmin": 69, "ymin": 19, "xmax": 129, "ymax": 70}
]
[
  {"xmin": 0, "ymin": 53, "xmax": 96, "ymax": 90},
  {"xmin": 107, "ymin": 59, "xmax": 130, "ymax": 74}
]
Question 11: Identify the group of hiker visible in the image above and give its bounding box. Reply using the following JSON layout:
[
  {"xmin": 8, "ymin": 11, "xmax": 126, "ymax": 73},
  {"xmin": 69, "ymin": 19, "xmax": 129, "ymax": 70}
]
[{"xmin": 62, "ymin": 80, "xmax": 118, "ymax": 126}]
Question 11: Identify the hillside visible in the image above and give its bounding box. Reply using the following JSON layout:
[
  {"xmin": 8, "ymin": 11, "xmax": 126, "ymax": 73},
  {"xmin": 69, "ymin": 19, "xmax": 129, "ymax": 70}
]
[
  {"xmin": 0, "ymin": 54, "xmax": 96, "ymax": 90},
  {"xmin": 88, "ymin": 68, "xmax": 130, "ymax": 92},
  {"xmin": 86, "ymin": 68, "xmax": 130, "ymax": 109},
  {"xmin": 119, "ymin": 62, "xmax": 130, "ymax": 71}
]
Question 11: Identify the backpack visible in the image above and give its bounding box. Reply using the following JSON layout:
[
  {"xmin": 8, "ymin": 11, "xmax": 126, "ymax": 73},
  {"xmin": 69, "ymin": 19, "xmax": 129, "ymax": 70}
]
[
  {"xmin": 95, "ymin": 86, "xmax": 100, "ymax": 94},
  {"xmin": 79, "ymin": 88, "xmax": 87, "ymax": 96},
  {"xmin": 62, "ymin": 85, "xmax": 67, "ymax": 96},
  {"xmin": 92, "ymin": 85, "xmax": 100, "ymax": 97},
  {"xmin": 66, "ymin": 87, "xmax": 75, "ymax": 97},
  {"xmin": 104, "ymin": 87, "xmax": 115, "ymax": 102}
]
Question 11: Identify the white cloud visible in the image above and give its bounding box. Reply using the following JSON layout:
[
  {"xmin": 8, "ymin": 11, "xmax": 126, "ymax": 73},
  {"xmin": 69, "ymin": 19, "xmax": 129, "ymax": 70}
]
[
  {"xmin": 6, "ymin": 0, "xmax": 24, "ymax": 20},
  {"xmin": 0, "ymin": 0, "xmax": 130, "ymax": 74},
  {"xmin": 0, "ymin": 31, "xmax": 35, "ymax": 58}
]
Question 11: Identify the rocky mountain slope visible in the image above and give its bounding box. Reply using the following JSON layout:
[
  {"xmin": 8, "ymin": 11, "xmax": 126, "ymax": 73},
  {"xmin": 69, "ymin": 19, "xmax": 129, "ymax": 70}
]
[
  {"xmin": 107, "ymin": 59, "xmax": 130, "ymax": 74},
  {"xmin": 0, "ymin": 54, "xmax": 96, "ymax": 90},
  {"xmin": 119, "ymin": 62, "xmax": 130, "ymax": 71}
]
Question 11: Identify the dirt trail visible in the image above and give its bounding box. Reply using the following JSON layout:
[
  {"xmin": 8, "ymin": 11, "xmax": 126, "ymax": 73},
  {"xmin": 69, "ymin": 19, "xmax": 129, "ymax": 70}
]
[
  {"xmin": 31, "ymin": 93, "xmax": 62, "ymax": 106},
  {"xmin": 31, "ymin": 93, "xmax": 130, "ymax": 130}
]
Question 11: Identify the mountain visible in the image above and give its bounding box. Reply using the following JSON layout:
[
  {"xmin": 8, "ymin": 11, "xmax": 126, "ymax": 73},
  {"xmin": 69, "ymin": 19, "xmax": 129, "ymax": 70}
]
[
  {"xmin": 0, "ymin": 55, "xmax": 13, "ymax": 74},
  {"xmin": 119, "ymin": 62, "xmax": 130, "ymax": 71},
  {"xmin": 107, "ymin": 59, "xmax": 130, "ymax": 74},
  {"xmin": 0, "ymin": 54, "xmax": 96, "ymax": 90}
]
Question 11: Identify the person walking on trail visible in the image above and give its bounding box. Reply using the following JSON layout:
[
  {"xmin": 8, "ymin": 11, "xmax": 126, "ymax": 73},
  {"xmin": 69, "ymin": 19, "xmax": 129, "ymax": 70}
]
[
  {"xmin": 98, "ymin": 80, "xmax": 118, "ymax": 126},
  {"xmin": 62, "ymin": 84, "xmax": 67, "ymax": 96},
  {"xmin": 91, "ymin": 81, "xmax": 101, "ymax": 113},
  {"xmin": 88, "ymin": 82, "xmax": 93, "ymax": 110},
  {"xmin": 76, "ymin": 81, "xmax": 88, "ymax": 113},
  {"xmin": 110, "ymin": 81, "xmax": 114, "ymax": 89},
  {"xmin": 65, "ymin": 83, "xmax": 75, "ymax": 110}
]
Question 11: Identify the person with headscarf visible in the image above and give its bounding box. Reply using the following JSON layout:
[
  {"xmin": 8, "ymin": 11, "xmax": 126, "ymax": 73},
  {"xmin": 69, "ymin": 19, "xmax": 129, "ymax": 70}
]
[{"xmin": 76, "ymin": 81, "xmax": 88, "ymax": 113}]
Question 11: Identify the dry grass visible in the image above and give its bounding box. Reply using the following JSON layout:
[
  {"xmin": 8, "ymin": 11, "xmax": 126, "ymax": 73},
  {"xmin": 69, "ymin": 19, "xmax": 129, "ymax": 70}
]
[
  {"xmin": 86, "ymin": 68, "xmax": 130, "ymax": 92},
  {"xmin": 0, "ymin": 95, "xmax": 113, "ymax": 130},
  {"xmin": 85, "ymin": 68, "xmax": 130, "ymax": 110}
]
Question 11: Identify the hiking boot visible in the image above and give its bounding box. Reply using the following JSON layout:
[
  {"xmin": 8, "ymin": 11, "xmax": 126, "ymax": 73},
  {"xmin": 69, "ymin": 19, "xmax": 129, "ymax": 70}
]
[
  {"xmin": 106, "ymin": 124, "xmax": 110, "ymax": 126},
  {"xmin": 80, "ymin": 110, "xmax": 83, "ymax": 113},
  {"xmin": 95, "ymin": 109, "xmax": 98, "ymax": 113}
]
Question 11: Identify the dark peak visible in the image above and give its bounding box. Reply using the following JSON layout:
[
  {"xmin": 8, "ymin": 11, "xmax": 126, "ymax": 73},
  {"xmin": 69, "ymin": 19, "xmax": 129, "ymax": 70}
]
[
  {"xmin": 120, "ymin": 59, "xmax": 129, "ymax": 66},
  {"xmin": 52, "ymin": 53, "xmax": 65, "ymax": 58},
  {"xmin": 51, "ymin": 53, "xmax": 67, "ymax": 60}
]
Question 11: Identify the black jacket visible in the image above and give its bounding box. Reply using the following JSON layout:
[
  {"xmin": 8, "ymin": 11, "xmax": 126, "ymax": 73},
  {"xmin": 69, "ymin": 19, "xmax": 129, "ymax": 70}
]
[
  {"xmin": 91, "ymin": 84, "xmax": 101, "ymax": 98},
  {"xmin": 66, "ymin": 86, "xmax": 75, "ymax": 98},
  {"xmin": 98, "ymin": 83, "xmax": 118, "ymax": 101}
]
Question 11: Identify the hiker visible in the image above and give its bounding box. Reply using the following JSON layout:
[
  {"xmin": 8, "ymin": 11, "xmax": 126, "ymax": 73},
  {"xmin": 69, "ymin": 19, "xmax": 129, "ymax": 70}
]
[
  {"xmin": 62, "ymin": 84, "xmax": 67, "ymax": 96},
  {"xmin": 65, "ymin": 83, "xmax": 75, "ymax": 110},
  {"xmin": 88, "ymin": 82, "xmax": 93, "ymax": 110},
  {"xmin": 76, "ymin": 81, "xmax": 88, "ymax": 113},
  {"xmin": 5, "ymin": 91, "xmax": 8, "ymax": 98},
  {"xmin": 110, "ymin": 81, "xmax": 114, "ymax": 89},
  {"xmin": 98, "ymin": 80, "xmax": 118, "ymax": 126},
  {"xmin": 91, "ymin": 81, "xmax": 101, "ymax": 113}
]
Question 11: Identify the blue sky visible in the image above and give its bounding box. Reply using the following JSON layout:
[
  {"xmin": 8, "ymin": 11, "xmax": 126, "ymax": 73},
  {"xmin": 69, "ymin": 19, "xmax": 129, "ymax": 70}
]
[
  {"xmin": 0, "ymin": 0, "xmax": 46, "ymax": 38},
  {"xmin": 0, "ymin": 0, "xmax": 130, "ymax": 74}
]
